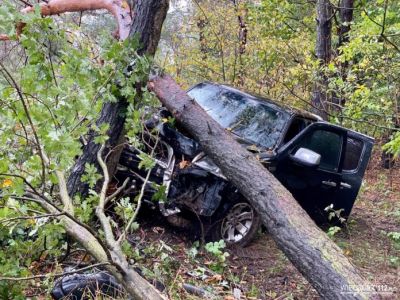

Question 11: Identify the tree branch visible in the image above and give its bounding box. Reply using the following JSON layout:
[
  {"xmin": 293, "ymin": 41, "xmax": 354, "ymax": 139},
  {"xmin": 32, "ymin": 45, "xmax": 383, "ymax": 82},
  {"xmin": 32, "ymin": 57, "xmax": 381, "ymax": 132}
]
[
  {"xmin": 96, "ymin": 144, "xmax": 118, "ymax": 249},
  {"xmin": 118, "ymin": 161, "xmax": 151, "ymax": 244},
  {"xmin": 0, "ymin": 62, "xmax": 47, "ymax": 188},
  {"xmin": 1, "ymin": 0, "xmax": 132, "ymax": 41},
  {"xmin": 54, "ymin": 168, "xmax": 75, "ymax": 215},
  {"xmin": 118, "ymin": 135, "xmax": 160, "ymax": 243},
  {"xmin": 363, "ymin": 3, "xmax": 400, "ymax": 53},
  {"xmin": 105, "ymin": 177, "xmax": 130, "ymax": 205},
  {"xmin": 0, "ymin": 262, "xmax": 110, "ymax": 281},
  {"xmin": 0, "ymin": 212, "xmax": 65, "ymax": 225}
]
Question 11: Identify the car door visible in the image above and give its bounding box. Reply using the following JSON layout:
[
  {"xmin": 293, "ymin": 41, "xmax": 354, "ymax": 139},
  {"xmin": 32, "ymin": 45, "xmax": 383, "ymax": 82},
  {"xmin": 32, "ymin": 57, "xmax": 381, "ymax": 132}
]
[
  {"xmin": 273, "ymin": 123, "xmax": 347, "ymax": 223},
  {"xmin": 333, "ymin": 132, "xmax": 374, "ymax": 218}
]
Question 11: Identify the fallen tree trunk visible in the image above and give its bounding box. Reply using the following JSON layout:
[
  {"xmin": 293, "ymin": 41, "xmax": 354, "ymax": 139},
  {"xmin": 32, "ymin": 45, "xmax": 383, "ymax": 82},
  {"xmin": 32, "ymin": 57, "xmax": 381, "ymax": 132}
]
[{"xmin": 148, "ymin": 75, "xmax": 378, "ymax": 300}]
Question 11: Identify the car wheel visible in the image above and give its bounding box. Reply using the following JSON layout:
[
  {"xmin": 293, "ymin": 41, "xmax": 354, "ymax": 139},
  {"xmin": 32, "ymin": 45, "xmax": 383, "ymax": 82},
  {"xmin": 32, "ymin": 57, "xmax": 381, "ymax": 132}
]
[{"xmin": 210, "ymin": 201, "xmax": 261, "ymax": 247}]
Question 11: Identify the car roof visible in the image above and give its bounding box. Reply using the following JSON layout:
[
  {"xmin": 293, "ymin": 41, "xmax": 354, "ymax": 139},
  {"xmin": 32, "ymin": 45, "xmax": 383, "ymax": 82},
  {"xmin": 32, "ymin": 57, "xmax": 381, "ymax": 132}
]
[
  {"xmin": 190, "ymin": 82, "xmax": 374, "ymax": 143},
  {"xmin": 309, "ymin": 122, "xmax": 375, "ymax": 143}
]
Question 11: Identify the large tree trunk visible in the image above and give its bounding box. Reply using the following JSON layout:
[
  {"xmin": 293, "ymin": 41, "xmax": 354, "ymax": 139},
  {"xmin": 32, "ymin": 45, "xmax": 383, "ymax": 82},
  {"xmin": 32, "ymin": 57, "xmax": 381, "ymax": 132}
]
[
  {"xmin": 312, "ymin": 0, "xmax": 332, "ymax": 120},
  {"xmin": 148, "ymin": 75, "xmax": 378, "ymax": 300},
  {"xmin": 67, "ymin": 100, "xmax": 127, "ymax": 196},
  {"xmin": 67, "ymin": 0, "xmax": 169, "ymax": 197},
  {"xmin": 2, "ymin": 1, "xmax": 167, "ymax": 299},
  {"xmin": 61, "ymin": 1, "xmax": 169, "ymax": 299}
]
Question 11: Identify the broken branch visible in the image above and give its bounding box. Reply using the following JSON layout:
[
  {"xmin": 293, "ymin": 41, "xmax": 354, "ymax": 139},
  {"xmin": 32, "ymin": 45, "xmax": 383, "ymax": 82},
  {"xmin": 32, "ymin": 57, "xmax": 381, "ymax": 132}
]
[{"xmin": 1, "ymin": 0, "xmax": 132, "ymax": 41}]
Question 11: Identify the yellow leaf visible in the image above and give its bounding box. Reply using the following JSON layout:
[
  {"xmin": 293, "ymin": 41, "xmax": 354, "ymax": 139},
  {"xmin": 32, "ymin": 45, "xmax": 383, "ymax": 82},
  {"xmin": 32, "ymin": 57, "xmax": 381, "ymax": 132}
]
[
  {"xmin": 344, "ymin": 249, "xmax": 352, "ymax": 256},
  {"xmin": 121, "ymin": 1, "xmax": 129, "ymax": 9},
  {"xmin": 1, "ymin": 179, "xmax": 13, "ymax": 188}
]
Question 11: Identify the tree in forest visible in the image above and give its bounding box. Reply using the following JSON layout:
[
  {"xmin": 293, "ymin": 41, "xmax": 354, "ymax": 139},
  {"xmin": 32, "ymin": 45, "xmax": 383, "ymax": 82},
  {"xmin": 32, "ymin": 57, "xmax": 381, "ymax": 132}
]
[
  {"xmin": 329, "ymin": 0, "xmax": 400, "ymax": 159},
  {"xmin": 337, "ymin": 0, "xmax": 354, "ymax": 48},
  {"xmin": 0, "ymin": 1, "xmax": 168, "ymax": 299},
  {"xmin": 311, "ymin": 0, "xmax": 333, "ymax": 120}
]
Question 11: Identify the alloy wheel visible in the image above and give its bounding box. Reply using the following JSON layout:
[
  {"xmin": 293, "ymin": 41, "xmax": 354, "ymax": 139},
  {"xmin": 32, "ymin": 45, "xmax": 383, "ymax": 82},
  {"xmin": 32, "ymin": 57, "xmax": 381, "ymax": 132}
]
[{"xmin": 220, "ymin": 202, "xmax": 255, "ymax": 243}]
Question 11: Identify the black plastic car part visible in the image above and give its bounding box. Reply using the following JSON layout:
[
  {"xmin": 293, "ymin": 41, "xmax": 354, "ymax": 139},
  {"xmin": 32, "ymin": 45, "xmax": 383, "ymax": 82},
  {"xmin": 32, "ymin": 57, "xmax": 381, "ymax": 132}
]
[{"xmin": 51, "ymin": 272, "xmax": 123, "ymax": 300}]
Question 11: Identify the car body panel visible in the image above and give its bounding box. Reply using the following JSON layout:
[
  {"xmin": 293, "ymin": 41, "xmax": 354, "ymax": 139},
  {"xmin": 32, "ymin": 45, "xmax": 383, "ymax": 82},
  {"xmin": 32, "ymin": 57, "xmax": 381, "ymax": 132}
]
[
  {"xmin": 272, "ymin": 122, "xmax": 374, "ymax": 220},
  {"xmin": 119, "ymin": 82, "xmax": 374, "ymax": 226}
]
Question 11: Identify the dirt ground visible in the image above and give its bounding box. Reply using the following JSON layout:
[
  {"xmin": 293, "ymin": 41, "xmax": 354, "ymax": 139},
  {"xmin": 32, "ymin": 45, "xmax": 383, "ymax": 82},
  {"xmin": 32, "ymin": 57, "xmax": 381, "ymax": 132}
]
[{"xmin": 135, "ymin": 150, "xmax": 400, "ymax": 300}]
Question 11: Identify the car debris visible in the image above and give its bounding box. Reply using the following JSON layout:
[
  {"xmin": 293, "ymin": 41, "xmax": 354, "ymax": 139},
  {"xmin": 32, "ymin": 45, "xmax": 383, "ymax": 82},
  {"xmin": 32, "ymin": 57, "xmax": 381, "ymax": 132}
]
[
  {"xmin": 50, "ymin": 267, "xmax": 166, "ymax": 299},
  {"xmin": 116, "ymin": 82, "xmax": 374, "ymax": 246},
  {"xmin": 182, "ymin": 283, "xmax": 211, "ymax": 298},
  {"xmin": 51, "ymin": 271, "xmax": 123, "ymax": 300}
]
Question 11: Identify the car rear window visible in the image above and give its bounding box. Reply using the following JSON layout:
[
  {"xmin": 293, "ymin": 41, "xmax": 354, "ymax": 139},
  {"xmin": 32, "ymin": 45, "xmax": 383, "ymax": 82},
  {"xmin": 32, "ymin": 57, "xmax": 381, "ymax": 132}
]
[{"xmin": 343, "ymin": 137, "xmax": 363, "ymax": 171}]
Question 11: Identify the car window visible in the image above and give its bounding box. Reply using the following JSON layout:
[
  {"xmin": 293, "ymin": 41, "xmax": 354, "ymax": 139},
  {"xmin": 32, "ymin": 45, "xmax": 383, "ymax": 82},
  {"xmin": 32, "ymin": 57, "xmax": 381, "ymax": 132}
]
[
  {"xmin": 343, "ymin": 137, "xmax": 363, "ymax": 171},
  {"xmin": 188, "ymin": 83, "xmax": 290, "ymax": 149},
  {"xmin": 283, "ymin": 117, "xmax": 313, "ymax": 144},
  {"xmin": 295, "ymin": 129, "xmax": 342, "ymax": 171}
]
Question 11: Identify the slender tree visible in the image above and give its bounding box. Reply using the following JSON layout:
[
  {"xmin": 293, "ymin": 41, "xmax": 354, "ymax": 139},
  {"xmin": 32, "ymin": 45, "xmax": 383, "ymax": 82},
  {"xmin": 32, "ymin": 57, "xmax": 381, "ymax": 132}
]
[
  {"xmin": 312, "ymin": 0, "xmax": 333, "ymax": 120},
  {"xmin": 338, "ymin": 0, "xmax": 354, "ymax": 47}
]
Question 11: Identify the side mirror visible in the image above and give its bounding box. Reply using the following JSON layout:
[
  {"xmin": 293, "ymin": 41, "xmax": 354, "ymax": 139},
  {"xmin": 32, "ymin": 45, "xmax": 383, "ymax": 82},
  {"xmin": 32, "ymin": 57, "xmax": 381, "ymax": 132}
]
[{"xmin": 290, "ymin": 148, "xmax": 321, "ymax": 168}]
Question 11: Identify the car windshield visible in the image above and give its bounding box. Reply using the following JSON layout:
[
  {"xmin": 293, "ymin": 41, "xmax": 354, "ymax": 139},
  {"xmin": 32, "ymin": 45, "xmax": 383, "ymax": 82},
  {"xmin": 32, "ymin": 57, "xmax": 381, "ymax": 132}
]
[{"xmin": 188, "ymin": 83, "xmax": 290, "ymax": 149}]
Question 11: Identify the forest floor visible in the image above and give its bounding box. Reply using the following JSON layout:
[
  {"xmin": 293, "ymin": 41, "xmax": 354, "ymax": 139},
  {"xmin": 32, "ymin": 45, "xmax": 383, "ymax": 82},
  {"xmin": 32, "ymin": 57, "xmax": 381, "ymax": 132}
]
[
  {"xmin": 134, "ymin": 149, "xmax": 400, "ymax": 300},
  {"xmin": 29, "ymin": 150, "xmax": 399, "ymax": 300}
]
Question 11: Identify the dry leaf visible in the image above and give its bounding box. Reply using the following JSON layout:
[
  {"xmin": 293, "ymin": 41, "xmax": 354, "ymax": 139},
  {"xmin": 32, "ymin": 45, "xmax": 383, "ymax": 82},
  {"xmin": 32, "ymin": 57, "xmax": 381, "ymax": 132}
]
[
  {"xmin": 205, "ymin": 274, "xmax": 223, "ymax": 283},
  {"xmin": 179, "ymin": 160, "xmax": 190, "ymax": 169},
  {"xmin": 121, "ymin": 1, "xmax": 130, "ymax": 9}
]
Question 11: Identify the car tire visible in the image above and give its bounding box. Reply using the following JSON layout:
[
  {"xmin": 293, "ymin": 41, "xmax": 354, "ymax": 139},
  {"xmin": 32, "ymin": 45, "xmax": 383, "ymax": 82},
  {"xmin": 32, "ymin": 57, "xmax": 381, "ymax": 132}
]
[{"xmin": 209, "ymin": 200, "xmax": 261, "ymax": 247}]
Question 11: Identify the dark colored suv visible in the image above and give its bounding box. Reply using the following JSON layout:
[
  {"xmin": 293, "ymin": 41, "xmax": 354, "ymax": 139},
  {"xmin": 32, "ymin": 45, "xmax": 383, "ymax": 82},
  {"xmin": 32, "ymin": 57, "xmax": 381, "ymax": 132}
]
[{"xmin": 118, "ymin": 82, "xmax": 374, "ymax": 246}]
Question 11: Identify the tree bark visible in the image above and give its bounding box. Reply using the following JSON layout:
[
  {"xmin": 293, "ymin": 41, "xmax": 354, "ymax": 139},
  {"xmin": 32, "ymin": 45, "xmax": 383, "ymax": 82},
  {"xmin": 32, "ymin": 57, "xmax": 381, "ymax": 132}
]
[
  {"xmin": 312, "ymin": 0, "xmax": 333, "ymax": 120},
  {"xmin": 197, "ymin": 17, "xmax": 207, "ymax": 60},
  {"xmin": 235, "ymin": 1, "xmax": 248, "ymax": 87},
  {"xmin": 67, "ymin": 0, "xmax": 169, "ymax": 197},
  {"xmin": 148, "ymin": 74, "xmax": 378, "ymax": 300},
  {"xmin": 338, "ymin": 0, "xmax": 354, "ymax": 47},
  {"xmin": 337, "ymin": 0, "xmax": 354, "ymax": 108},
  {"xmin": 67, "ymin": 100, "xmax": 127, "ymax": 196}
]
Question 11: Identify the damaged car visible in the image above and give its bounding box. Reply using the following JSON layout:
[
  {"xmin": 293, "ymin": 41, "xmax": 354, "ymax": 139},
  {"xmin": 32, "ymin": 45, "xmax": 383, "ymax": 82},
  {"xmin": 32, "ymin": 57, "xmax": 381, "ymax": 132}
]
[{"xmin": 116, "ymin": 82, "xmax": 374, "ymax": 246}]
